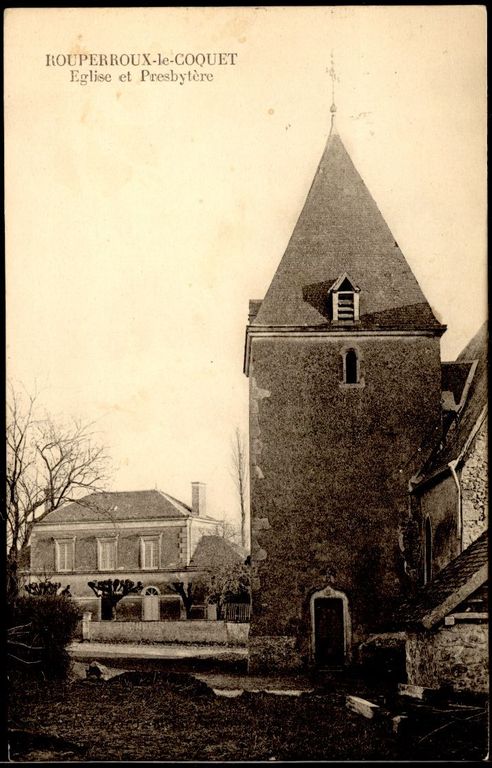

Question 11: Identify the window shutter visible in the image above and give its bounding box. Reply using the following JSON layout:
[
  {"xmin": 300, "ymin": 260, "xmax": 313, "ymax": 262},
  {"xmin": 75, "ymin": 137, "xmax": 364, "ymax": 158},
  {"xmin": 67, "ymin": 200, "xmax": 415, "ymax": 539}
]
[
  {"xmin": 141, "ymin": 538, "xmax": 159, "ymax": 569},
  {"xmin": 98, "ymin": 539, "xmax": 116, "ymax": 570},
  {"xmin": 337, "ymin": 292, "xmax": 355, "ymax": 321},
  {"xmin": 56, "ymin": 539, "xmax": 74, "ymax": 572}
]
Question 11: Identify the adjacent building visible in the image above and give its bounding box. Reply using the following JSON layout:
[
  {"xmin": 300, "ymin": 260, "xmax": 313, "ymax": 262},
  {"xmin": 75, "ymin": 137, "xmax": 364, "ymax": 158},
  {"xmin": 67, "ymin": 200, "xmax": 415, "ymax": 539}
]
[
  {"xmin": 406, "ymin": 321, "xmax": 487, "ymax": 583},
  {"xmin": 26, "ymin": 482, "xmax": 228, "ymax": 619},
  {"xmin": 398, "ymin": 530, "xmax": 488, "ymax": 694},
  {"xmin": 398, "ymin": 324, "xmax": 488, "ymax": 694}
]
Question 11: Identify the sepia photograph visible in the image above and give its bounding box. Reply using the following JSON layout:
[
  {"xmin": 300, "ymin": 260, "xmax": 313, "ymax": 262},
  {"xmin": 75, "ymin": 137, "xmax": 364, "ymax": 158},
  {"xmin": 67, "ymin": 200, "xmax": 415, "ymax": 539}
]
[{"xmin": 4, "ymin": 5, "xmax": 487, "ymax": 762}]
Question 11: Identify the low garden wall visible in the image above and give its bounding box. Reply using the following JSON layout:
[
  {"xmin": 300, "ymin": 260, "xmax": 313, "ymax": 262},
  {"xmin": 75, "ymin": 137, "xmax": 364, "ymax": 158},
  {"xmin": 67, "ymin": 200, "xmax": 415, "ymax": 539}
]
[{"xmin": 82, "ymin": 617, "xmax": 249, "ymax": 646}]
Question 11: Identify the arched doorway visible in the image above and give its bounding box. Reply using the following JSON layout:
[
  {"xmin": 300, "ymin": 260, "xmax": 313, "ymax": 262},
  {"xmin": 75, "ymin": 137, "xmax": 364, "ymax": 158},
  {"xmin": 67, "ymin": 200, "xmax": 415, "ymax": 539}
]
[
  {"xmin": 142, "ymin": 585, "xmax": 160, "ymax": 621},
  {"xmin": 310, "ymin": 586, "xmax": 351, "ymax": 668}
]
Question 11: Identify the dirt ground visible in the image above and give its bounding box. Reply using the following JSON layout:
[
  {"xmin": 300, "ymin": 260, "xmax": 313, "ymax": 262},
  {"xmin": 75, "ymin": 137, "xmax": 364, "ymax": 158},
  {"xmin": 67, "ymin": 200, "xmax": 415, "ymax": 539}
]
[{"xmin": 8, "ymin": 667, "xmax": 489, "ymax": 761}]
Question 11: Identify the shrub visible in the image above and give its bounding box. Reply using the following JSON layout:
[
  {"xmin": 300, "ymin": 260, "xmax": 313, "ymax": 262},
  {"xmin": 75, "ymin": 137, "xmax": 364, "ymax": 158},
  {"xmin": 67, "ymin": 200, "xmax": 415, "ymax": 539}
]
[{"xmin": 8, "ymin": 595, "xmax": 82, "ymax": 678}]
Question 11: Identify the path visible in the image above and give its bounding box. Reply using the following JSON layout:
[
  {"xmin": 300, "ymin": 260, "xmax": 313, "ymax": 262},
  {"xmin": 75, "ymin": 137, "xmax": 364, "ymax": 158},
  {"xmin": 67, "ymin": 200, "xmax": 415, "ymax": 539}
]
[{"xmin": 68, "ymin": 641, "xmax": 247, "ymax": 661}]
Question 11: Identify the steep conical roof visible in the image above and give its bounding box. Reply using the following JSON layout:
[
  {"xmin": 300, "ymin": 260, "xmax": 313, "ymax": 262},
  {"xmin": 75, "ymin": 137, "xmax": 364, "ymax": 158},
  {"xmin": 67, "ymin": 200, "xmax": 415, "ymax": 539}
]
[{"xmin": 253, "ymin": 126, "xmax": 443, "ymax": 330}]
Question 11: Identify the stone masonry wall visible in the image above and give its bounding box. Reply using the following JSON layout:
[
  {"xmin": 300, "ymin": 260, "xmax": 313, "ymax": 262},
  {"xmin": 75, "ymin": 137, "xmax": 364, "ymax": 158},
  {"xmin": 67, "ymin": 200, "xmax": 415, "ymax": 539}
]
[
  {"xmin": 406, "ymin": 623, "xmax": 488, "ymax": 694},
  {"xmin": 461, "ymin": 418, "xmax": 488, "ymax": 549},
  {"xmin": 249, "ymin": 334, "xmax": 442, "ymax": 669}
]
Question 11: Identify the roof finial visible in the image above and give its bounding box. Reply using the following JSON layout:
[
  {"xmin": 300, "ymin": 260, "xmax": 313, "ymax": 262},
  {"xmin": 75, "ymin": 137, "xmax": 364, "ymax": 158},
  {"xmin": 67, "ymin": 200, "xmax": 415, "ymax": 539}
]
[{"xmin": 328, "ymin": 51, "xmax": 338, "ymax": 132}]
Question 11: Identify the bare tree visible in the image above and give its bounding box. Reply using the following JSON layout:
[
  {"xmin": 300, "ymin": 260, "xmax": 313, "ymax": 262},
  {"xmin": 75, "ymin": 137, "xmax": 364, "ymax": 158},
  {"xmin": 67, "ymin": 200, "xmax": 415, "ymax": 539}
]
[
  {"xmin": 5, "ymin": 383, "xmax": 111, "ymax": 599},
  {"xmin": 213, "ymin": 520, "xmax": 242, "ymax": 548},
  {"xmin": 230, "ymin": 427, "xmax": 249, "ymax": 549}
]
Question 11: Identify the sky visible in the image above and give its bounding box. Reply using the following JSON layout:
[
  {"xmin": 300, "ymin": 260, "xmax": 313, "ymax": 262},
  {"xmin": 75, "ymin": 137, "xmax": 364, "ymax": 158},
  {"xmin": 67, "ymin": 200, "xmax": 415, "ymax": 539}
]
[{"xmin": 5, "ymin": 7, "xmax": 487, "ymax": 528}]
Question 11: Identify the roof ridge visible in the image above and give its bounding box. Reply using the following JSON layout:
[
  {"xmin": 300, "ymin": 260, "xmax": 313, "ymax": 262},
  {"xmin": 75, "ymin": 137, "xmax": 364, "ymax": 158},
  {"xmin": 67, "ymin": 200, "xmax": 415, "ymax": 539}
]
[{"xmin": 75, "ymin": 489, "xmax": 166, "ymax": 496}]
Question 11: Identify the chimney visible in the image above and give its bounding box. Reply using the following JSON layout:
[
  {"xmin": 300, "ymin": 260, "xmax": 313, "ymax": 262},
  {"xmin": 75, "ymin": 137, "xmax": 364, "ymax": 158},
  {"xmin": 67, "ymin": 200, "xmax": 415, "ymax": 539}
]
[{"xmin": 191, "ymin": 482, "xmax": 206, "ymax": 517}]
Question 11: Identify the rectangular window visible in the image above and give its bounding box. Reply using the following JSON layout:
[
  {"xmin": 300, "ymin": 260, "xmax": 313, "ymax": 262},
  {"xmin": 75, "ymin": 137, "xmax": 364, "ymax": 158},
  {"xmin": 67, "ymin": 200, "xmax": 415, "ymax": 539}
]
[
  {"xmin": 55, "ymin": 539, "xmax": 74, "ymax": 572},
  {"xmin": 141, "ymin": 538, "xmax": 159, "ymax": 570},
  {"xmin": 98, "ymin": 539, "xmax": 116, "ymax": 571}
]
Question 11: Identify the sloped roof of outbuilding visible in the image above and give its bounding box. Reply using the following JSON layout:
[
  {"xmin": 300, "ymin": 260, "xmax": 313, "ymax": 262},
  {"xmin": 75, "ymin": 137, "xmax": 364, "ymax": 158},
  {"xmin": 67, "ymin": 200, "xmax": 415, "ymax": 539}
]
[
  {"xmin": 251, "ymin": 125, "xmax": 443, "ymax": 332},
  {"xmin": 395, "ymin": 531, "xmax": 488, "ymax": 629},
  {"xmin": 189, "ymin": 535, "xmax": 245, "ymax": 569}
]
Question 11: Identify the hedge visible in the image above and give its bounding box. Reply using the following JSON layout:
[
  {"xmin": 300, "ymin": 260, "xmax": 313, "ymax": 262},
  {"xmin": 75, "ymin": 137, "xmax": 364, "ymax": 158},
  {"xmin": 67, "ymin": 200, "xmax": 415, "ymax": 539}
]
[{"xmin": 8, "ymin": 595, "xmax": 82, "ymax": 678}]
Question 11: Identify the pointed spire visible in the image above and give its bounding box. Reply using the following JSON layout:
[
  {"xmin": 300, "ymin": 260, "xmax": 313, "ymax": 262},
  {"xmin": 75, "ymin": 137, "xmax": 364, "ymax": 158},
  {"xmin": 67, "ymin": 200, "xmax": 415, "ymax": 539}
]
[
  {"xmin": 251, "ymin": 121, "xmax": 442, "ymax": 331},
  {"xmin": 328, "ymin": 52, "xmax": 337, "ymax": 133}
]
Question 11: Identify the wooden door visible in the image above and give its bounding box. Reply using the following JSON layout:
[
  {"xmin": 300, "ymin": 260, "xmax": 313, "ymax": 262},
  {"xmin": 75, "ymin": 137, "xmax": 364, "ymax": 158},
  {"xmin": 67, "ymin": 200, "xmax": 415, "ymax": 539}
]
[{"xmin": 314, "ymin": 597, "xmax": 345, "ymax": 667}]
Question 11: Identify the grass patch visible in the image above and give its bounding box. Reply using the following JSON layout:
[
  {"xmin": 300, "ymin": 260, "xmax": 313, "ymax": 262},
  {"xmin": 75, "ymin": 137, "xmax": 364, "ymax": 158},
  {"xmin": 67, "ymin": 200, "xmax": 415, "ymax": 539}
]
[{"xmin": 8, "ymin": 668, "xmax": 487, "ymax": 761}]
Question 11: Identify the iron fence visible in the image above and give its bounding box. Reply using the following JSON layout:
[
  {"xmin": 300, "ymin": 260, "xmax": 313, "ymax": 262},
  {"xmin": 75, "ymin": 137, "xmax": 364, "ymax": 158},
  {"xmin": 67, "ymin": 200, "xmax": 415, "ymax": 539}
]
[{"xmin": 222, "ymin": 603, "xmax": 251, "ymax": 623}]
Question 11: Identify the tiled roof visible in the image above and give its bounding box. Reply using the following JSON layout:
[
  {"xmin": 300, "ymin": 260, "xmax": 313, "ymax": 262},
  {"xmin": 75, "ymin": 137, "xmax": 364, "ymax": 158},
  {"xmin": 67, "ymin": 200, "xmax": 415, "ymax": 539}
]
[
  {"xmin": 395, "ymin": 531, "xmax": 488, "ymax": 629},
  {"xmin": 251, "ymin": 126, "xmax": 443, "ymax": 331},
  {"xmin": 416, "ymin": 322, "xmax": 488, "ymax": 482},
  {"xmin": 36, "ymin": 490, "xmax": 192, "ymax": 525},
  {"xmin": 189, "ymin": 535, "xmax": 244, "ymax": 569}
]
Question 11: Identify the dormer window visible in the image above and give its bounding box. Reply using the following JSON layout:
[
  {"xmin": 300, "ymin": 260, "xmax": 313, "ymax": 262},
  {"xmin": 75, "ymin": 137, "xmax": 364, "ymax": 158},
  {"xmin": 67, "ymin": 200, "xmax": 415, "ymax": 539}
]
[{"xmin": 329, "ymin": 273, "xmax": 360, "ymax": 323}]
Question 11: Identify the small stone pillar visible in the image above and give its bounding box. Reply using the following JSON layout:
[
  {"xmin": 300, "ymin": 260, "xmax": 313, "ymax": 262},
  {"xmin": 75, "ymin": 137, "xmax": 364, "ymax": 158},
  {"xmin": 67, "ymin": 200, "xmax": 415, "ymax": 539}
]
[
  {"xmin": 82, "ymin": 612, "xmax": 92, "ymax": 642},
  {"xmin": 206, "ymin": 603, "xmax": 218, "ymax": 621}
]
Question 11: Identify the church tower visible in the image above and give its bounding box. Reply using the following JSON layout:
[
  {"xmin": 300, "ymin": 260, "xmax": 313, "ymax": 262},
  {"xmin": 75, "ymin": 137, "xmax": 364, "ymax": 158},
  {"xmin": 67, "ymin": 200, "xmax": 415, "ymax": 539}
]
[{"xmin": 244, "ymin": 97, "xmax": 446, "ymax": 672}]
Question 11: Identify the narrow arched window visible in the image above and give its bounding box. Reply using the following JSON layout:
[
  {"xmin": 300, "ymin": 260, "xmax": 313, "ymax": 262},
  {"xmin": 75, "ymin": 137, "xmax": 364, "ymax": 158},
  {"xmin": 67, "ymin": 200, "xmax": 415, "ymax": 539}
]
[
  {"xmin": 345, "ymin": 349, "xmax": 359, "ymax": 384},
  {"xmin": 424, "ymin": 517, "xmax": 432, "ymax": 584}
]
